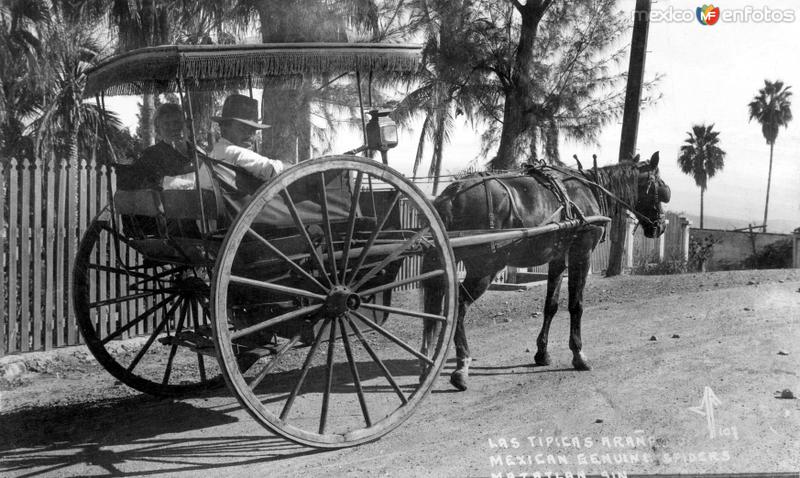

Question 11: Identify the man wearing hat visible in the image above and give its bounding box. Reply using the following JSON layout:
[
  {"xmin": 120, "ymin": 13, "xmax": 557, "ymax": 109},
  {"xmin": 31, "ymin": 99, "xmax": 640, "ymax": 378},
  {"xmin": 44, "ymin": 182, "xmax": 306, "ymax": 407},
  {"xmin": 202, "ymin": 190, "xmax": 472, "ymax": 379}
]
[{"xmin": 211, "ymin": 94, "xmax": 286, "ymax": 181}]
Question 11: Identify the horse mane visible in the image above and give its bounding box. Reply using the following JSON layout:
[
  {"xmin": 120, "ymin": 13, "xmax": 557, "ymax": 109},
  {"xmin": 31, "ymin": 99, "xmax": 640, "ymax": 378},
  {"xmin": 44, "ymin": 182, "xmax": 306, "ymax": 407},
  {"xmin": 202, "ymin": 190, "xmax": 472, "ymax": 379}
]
[{"xmin": 591, "ymin": 162, "xmax": 639, "ymax": 214}]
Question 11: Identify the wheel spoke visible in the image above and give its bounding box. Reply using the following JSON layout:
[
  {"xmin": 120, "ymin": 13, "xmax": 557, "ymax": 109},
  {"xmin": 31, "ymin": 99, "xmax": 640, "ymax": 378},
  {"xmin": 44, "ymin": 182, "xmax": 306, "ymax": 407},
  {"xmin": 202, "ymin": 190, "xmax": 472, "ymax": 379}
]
[
  {"xmin": 346, "ymin": 314, "xmax": 407, "ymax": 404},
  {"xmin": 338, "ymin": 317, "xmax": 371, "ymax": 427},
  {"xmin": 99, "ymin": 222, "xmax": 138, "ymax": 247},
  {"xmin": 345, "ymin": 190, "xmax": 401, "ymax": 286},
  {"xmin": 246, "ymin": 228, "xmax": 327, "ymax": 293},
  {"xmin": 339, "ymin": 171, "xmax": 364, "ymax": 284},
  {"xmin": 190, "ymin": 301, "xmax": 207, "ymax": 382},
  {"xmin": 318, "ymin": 172, "xmax": 339, "ymax": 285},
  {"xmin": 87, "ymin": 263, "xmax": 155, "ymax": 280},
  {"xmin": 351, "ymin": 311, "xmax": 433, "ymax": 366},
  {"xmin": 162, "ymin": 300, "xmax": 189, "ymax": 385},
  {"xmin": 101, "ymin": 294, "xmax": 176, "ymax": 345},
  {"xmin": 127, "ymin": 299, "xmax": 182, "ymax": 373},
  {"xmin": 319, "ymin": 318, "xmax": 337, "ymax": 434},
  {"xmin": 359, "ymin": 302, "xmax": 447, "ymax": 323},
  {"xmin": 231, "ymin": 304, "xmax": 323, "ymax": 340},
  {"xmin": 358, "ymin": 269, "xmax": 445, "ymax": 297},
  {"xmin": 129, "ymin": 265, "xmax": 192, "ymax": 288},
  {"xmin": 249, "ymin": 335, "xmax": 301, "ymax": 390},
  {"xmin": 280, "ymin": 319, "xmax": 331, "ymax": 421},
  {"xmin": 90, "ymin": 291, "xmax": 158, "ymax": 309},
  {"xmin": 351, "ymin": 226, "xmax": 430, "ymax": 291},
  {"xmin": 280, "ymin": 189, "xmax": 333, "ymax": 288},
  {"xmin": 229, "ymin": 275, "xmax": 326, "ymax": 301}
]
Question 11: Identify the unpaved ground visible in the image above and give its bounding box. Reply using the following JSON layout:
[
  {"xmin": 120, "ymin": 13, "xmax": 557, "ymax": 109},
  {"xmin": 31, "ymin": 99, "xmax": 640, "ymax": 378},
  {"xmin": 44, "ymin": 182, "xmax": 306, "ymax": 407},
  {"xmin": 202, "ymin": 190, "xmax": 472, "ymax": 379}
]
[{"xmin": 1, "ymin": 269, "xmax": 799, "ymax": 477}]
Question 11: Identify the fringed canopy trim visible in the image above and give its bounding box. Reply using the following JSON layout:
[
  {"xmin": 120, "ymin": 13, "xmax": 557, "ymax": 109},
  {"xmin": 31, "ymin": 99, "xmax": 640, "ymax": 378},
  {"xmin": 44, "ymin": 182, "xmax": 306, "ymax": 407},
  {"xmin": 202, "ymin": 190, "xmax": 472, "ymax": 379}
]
[{"xmin": 85, "ymin": 43, "xmax": 422, "ymax": 97}]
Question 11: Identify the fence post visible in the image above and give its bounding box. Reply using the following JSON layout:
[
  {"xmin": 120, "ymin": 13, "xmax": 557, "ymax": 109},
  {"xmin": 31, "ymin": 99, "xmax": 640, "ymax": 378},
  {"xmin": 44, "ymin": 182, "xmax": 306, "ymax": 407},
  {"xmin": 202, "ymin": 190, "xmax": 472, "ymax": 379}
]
[
  {"xmin": 32, "ymin": 157, "xmax": 43, "ymax": 351},
  {"xmin": 655, "ymin": 218, "xmax": 667, "ymax": 262},
  {"xmin": 7, "ymin": 158, "xmax": 19, "ymax": 353},
  {"xmin": 0, "ymin": 159, "xmax": 7, "ymax": 356},
  {"xmin": 625, "ymin": 212, "xmax": 635, "ymax": 269},
  {"xmin": 680, "ymin": 216, "xmax": 692, "ymax": 261},
  {"xmin": 19, "ymin": 158, "xmax": 31, "ymax": 352}
]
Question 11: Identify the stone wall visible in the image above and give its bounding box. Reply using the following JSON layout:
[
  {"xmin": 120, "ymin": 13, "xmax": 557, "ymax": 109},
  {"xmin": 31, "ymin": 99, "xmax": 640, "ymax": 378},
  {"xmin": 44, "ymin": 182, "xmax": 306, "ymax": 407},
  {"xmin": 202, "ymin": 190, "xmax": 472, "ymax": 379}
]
[{"xmin": 689, "ymin": 228, "xmax": 793, "ymax": 271}]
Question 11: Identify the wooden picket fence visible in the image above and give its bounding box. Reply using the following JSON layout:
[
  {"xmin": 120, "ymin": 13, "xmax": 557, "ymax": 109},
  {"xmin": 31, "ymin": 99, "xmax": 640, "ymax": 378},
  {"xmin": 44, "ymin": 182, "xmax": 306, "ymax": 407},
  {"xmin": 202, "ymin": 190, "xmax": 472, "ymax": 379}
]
[{"xmin": 1, "ymin": 156, "xmax": 115, "ymax": 355}]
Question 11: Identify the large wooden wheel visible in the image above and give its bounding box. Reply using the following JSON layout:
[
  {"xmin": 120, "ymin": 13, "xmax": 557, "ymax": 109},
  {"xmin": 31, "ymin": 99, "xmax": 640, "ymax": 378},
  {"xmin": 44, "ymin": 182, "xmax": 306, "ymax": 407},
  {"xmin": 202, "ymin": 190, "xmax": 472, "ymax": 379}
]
[
  {"xmin": 211, "ymin": 156, "xmax": 457, "ymax": 448},
  {"xmin": 73, "ymin": 210, "xmax": 223, "ymax": 396}
]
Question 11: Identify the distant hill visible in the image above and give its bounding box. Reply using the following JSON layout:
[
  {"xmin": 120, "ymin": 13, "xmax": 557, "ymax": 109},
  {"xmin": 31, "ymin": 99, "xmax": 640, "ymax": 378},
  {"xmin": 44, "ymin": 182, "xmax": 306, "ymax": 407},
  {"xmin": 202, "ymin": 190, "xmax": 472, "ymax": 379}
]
[{"xmin": 669, "ymin": 212, "xmax": 798, "ymax": 234}]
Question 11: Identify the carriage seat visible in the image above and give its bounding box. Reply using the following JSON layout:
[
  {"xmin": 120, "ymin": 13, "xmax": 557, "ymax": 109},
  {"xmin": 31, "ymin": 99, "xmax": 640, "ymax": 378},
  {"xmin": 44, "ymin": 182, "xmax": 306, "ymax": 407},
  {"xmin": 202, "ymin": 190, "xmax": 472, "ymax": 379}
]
[{"xmin": 115, "ymin": 188, "xmax": 221, "ymax": 234}]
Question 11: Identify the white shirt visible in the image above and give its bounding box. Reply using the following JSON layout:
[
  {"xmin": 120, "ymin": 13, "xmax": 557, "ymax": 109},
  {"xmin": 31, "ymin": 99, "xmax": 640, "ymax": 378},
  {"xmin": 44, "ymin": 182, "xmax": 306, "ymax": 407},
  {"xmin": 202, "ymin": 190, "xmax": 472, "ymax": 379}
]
[{"xmin": 210, "ymin": 137, "xmax": 285, "ymax": 180}]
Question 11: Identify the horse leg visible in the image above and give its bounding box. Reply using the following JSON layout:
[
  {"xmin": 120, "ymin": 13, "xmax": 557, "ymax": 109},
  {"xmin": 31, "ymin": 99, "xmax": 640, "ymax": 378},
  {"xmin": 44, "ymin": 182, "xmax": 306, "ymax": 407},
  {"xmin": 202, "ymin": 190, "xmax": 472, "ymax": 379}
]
[
  {"xmin": 567, "ymin": 231, "xmax": 600, "ymax": 371},
  {"xmin": 449, "ymin": 270, "xmax": 498, "ymax": 391},
  {"xmin": 421, "ymin": 257, "xmax": 447, "ymax": 380},
  {"xmin": 534, "ymin": 257, "xmax": 566, "ymax": 366}
]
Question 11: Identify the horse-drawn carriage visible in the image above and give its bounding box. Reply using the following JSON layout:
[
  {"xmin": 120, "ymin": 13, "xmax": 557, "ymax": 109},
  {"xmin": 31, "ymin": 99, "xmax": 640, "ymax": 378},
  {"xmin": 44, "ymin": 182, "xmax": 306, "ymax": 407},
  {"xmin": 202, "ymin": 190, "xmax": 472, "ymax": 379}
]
[{"xmin": 75, "ymin": 42, "xmax": 667, "ymax": 448}]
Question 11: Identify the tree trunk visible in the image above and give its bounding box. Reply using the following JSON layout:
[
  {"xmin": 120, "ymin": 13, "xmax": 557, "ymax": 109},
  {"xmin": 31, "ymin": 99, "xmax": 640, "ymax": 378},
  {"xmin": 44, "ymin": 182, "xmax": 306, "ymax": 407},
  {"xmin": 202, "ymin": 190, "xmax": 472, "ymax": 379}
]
[
  {"xmin": 762, "ymin": 142, "xmax": 774, "ymax": 232},
  {"xmin": 140, "ymin": 94, "xmax": 155, "ymax": 147},
  {"xmin": 606, "ymin": 0, "xmax": 651, "ymax": 277},
  {"xmin": 491, "ymin": 4, "xmax": 549, "ymax": 170},
  {"xmin": 543, "ymin": 118, "xmax": 560, "ymax": 164},
  {"xmin": 258, "ymin": 0, "xmax": 345, "ymax": 162},
  {"xmin": 700, "ymin": 187, "xmax": 704, "ymax": 229}
]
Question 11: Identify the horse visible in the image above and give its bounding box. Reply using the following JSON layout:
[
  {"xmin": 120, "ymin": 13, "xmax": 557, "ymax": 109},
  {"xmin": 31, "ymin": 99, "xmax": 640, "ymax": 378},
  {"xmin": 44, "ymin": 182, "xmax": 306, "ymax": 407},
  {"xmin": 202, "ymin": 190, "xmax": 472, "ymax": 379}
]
[{"xmin": 421, "ymin": 151, "xmax": 671, "ymax": 391}]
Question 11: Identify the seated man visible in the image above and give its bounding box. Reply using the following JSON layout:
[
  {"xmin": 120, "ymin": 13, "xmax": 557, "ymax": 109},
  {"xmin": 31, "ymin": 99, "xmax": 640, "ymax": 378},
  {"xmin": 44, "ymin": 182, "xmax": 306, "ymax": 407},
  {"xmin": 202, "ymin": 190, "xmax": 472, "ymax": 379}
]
[
  {"xmin": 116, "ymin": 103, "xmax": 209, "ymax": 237},
  {"xmin": 210, "ymin": 94, "xmax": 286, "ymax": 188},
  {"xmin": 117, "ymin": 103, "xmax": 197, "ymax": 191}
]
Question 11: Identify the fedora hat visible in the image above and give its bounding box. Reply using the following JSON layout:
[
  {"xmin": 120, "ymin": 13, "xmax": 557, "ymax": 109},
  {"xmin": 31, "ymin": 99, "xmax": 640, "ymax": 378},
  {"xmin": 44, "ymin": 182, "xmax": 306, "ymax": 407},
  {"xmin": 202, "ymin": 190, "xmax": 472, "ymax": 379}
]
[{"xmin": 212, "ymin": 94, "xmax": 270, "ymax": 129}]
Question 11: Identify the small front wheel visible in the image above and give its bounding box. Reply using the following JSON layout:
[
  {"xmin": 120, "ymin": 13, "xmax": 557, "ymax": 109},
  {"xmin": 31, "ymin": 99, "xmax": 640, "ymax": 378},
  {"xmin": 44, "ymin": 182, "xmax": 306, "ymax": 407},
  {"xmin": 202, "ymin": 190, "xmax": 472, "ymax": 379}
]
[{"xmin": 73, "ymin": 210, "xmax": 222, "ymax": 396}]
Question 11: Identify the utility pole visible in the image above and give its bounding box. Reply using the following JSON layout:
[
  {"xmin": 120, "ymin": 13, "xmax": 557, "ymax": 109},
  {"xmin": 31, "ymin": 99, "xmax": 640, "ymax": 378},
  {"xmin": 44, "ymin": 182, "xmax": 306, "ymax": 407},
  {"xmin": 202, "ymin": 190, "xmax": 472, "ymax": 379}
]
[{"xmin": 606, "ymin": 0, "xmax": 652, "ymax": 277}]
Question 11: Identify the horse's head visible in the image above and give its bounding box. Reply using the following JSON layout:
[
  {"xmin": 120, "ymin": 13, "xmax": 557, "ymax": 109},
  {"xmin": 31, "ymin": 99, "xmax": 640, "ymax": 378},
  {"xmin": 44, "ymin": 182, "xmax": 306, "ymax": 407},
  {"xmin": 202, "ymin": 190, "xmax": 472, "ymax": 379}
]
[{"xmin": 629, "ymin": 151, "xmax": 671, "ymax": 238}]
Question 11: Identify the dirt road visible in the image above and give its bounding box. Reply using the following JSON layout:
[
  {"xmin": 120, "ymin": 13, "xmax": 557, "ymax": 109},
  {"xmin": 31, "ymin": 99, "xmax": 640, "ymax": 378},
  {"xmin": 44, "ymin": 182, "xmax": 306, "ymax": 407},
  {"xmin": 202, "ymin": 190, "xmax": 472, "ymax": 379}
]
[{"xmin": 2, "ymin": 269, "xmax": 799, "ymax": 477}]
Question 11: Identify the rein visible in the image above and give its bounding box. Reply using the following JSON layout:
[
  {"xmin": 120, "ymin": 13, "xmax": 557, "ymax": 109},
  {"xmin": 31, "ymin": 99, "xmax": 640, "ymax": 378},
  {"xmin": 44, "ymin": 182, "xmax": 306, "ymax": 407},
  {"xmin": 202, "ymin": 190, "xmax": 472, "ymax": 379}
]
[{"xmin": 539, "ymin": 163, "xmax": 660, "ymax": 228}]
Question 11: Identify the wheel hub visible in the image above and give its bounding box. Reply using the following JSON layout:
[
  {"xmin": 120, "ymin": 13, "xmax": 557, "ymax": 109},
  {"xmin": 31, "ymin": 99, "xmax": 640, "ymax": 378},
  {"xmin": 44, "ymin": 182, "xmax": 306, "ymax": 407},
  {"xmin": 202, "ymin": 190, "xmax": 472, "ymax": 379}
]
[
  {"xmin": 325, "ymin": 285, "xmax": 360, "ymax": 316},
  {"xmin": 173, "ymin": 276, "xmax": 209, "ymax": 298}
]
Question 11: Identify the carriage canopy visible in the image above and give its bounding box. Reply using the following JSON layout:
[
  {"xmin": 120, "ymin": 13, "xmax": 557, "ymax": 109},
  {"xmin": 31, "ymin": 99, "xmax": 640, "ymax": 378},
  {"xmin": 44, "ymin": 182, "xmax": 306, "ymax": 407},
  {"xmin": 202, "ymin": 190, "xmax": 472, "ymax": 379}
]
[{"xmin": 85, "ymin": 42, "xmax": 423, "ymax": 97}]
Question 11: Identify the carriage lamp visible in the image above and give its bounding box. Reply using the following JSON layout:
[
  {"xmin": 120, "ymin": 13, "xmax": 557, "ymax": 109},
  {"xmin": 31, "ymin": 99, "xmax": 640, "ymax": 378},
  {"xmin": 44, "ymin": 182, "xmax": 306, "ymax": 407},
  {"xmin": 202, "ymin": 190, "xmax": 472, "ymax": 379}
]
[{"xmin": 366, "ymin": 109, "xmax": 398, "ymax": 152}]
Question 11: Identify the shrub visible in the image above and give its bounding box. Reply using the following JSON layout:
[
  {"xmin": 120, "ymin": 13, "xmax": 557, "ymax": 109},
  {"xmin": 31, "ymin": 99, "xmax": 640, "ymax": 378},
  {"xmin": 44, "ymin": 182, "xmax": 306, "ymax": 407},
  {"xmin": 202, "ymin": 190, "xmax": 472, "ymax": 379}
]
[
  {"xmin": 632, "ymin": 251, "xmax": 689, "ymax": 276},
  {"xmin": 744, "ymin": 238, "xmax": 793, "ymax": 269},
  {"xmin": 688, "ymin": 235, "xmax": 720, "ymax": 272}
]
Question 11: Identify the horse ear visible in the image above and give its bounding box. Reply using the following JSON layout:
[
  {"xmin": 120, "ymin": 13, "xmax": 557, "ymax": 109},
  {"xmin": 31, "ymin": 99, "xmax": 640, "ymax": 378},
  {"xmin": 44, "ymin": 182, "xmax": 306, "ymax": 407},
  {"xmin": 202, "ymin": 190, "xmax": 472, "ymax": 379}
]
[
  {"xmin": 573, "ymin": 154, "xmax": 583, "ymax": 171},
  {"xmin": 592, "ymin": 154, "xmax": 598, "ymax": 170},
  {"xmin": 650, "ymin": 151, "xmax": 660, "ymax": 168},
  {"xmin": 632, "ymin": 153, "xmax": 641, "ymax": 163}
]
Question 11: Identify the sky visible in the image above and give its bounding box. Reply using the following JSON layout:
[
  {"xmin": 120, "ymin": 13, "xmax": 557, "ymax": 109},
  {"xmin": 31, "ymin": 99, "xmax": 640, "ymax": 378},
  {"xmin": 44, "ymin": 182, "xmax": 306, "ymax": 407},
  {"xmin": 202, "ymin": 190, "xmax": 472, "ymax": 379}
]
[{"xmin": 105, "ymin": 0, "xmax": 800, "ymax": 232}]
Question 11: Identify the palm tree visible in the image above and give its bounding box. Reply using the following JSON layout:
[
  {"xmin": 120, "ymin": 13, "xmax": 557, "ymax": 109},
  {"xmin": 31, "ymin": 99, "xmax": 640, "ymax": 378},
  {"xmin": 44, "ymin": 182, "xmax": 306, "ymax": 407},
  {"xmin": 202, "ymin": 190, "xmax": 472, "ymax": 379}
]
[
  {"xmin": 33, "ymin": 21, "xmax": 123, "ymax": 167},
  {"xmin": 394, "ymin": 0, "xmax": 490, "ymax": 193},
  {"xmin": 677, "ymin": 124, "xmax": 726, "ymax": 229},
  {"xmin": 247, "ymin": 0, "xmax": 386, "ymax": 162},
  {"xmin": 748, "ymin": 80, "xmax": 793, "ymax": 232},
  {"xmin": 0, "ymin": 0, "xmax": 51, "ymax": 162}
]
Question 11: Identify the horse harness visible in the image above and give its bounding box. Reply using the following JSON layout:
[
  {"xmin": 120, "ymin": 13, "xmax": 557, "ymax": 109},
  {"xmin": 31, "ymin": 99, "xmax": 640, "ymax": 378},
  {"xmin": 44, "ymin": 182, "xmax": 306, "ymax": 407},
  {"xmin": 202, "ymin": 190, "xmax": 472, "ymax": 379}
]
[{"xmin": 456, "ymin": 166, "xmax": 589, "ymax": 231}]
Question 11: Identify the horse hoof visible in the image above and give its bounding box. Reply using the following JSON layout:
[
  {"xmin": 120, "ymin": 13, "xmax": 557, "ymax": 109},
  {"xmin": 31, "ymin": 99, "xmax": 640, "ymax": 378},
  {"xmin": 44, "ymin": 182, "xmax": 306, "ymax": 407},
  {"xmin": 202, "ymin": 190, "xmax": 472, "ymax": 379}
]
[
  {"xmin": 450, "ymin": 371, "xmax": 468, "ymax": 391},
  {"xmin": 534, "ymin": 352, "xmax": 551, "ymax": 366},
  {"xmin": 572, "ymin": 358, "xmax": 592, "ymax": 371}
]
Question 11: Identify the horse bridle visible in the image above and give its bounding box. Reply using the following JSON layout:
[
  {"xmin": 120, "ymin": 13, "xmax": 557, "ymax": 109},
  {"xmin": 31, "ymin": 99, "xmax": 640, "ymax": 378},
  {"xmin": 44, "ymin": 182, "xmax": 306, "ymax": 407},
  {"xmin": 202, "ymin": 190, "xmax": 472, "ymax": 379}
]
[
  {"xmin": 542, "ymin": 163, "xmax": 664, "ymax": 229},
  {"xmin": 639, "ymin": 167, "xmax": 666, "ymax": 230}
]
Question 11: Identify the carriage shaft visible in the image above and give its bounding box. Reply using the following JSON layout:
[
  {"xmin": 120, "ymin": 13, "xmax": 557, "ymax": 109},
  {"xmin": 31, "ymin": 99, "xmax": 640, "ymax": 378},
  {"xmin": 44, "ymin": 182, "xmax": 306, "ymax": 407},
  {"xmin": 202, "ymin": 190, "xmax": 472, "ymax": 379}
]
[{"xmin": 447, "ymin": 216, "xmax": 610, "ymax": 250}]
